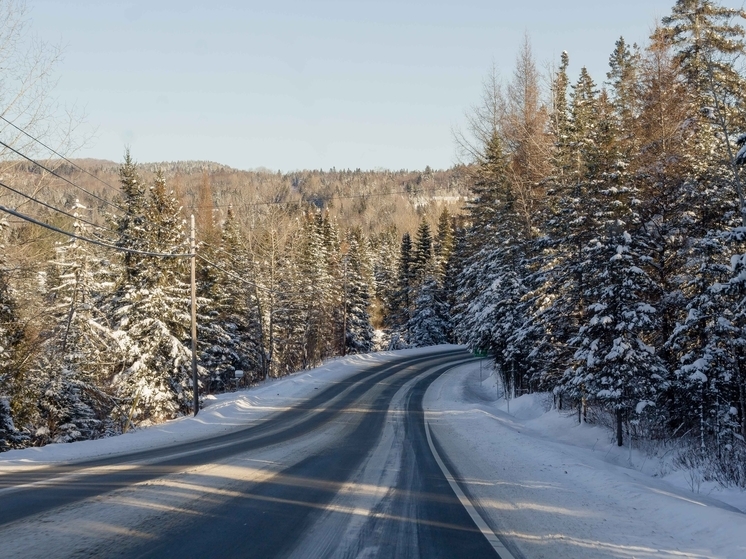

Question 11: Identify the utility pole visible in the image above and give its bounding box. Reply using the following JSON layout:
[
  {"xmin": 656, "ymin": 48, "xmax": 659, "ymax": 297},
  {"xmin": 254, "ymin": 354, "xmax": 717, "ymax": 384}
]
[
  {"xmin": 341, "ymin": 257, "xmax": 347, "ymax": 357},
  {"xmin": 190, "ymin": 214, "xmax": 198, "ymax": 416}
]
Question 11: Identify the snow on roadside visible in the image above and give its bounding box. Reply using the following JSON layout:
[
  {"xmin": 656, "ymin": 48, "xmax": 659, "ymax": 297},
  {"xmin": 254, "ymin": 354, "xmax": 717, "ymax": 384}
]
[
  {"xmin": 0, "ymin": 345, "xmax": 463, "ymax": 472},
  {"xmin": 425, "ymin": 361, "xmax": 746, "ymax": 559}
]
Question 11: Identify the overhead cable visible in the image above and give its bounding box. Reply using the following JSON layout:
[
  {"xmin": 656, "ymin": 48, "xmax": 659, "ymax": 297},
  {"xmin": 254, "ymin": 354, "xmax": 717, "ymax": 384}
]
[
  {"xmin": 0, "ymin": 114, "xmax": 122, "ymax": 197},
  {"xmin": 0, "ymin": 204, "xmax": 192, "ymax": 258},
  {"xmin": 195, "ymin": 253, "xmax": 277, "ymax": 294},
  {"xmin": 0, "ymin": 181, "xmax": 114, "ymax": 234},
  {"xmin": 0, "ymin": 139, "xmax": 126, "ymax": 214}
]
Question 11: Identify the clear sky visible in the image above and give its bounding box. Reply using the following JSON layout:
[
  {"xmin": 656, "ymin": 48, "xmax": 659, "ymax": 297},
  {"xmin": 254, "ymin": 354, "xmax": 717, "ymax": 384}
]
[{"xmin": 30, "ymin": 0, "xmax": 675, "ymax": 171}]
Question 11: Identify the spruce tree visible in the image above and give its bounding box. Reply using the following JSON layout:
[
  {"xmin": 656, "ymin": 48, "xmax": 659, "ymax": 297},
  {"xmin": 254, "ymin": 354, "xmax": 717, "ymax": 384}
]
[
  {"xmin": 408, "ymin": 275, "xmax": 450, "ymax": 347},
  {"xmin": 110, "ymin": 163, "xmax": 195, "ymax": 426},
  {"xmin": 200, "ymin": 207, "xmax": 264, "ymax": 390},
  {"xmin": 390, "ymin": 232, "xmax": 415, "ymax": 347},
  {"xmin": 295, "ymin": 212, "xmax": 335, "ymax": 367},
  {"xmin": 413, "ymin": 218, "xmax": 434, "ymax": 282},
  {"xmin": 434, "ymin": 208, "xmax": 454, "ymax": 280},
  {"xmin": 343, "ymin": 229, "xmax": 374, "ymax": 354},
  {"xmin": 663, "ymin": 0, "xmax": 746, "ymax": 224},
  {"xmin": 369, "ymin": 229, "xmax": 399, "ymax": 330},
  {"xmin": 565, "ymin": 229, "xmax": 666, "ymax": 443},
  {"xmin": 550, "ymin": 51, "xmax": 573, "ymax": 189},
  {"xmin": 0, "ymin": 218, "xmax": 30, "ymax": 450},
  {"xmin": 35, "ymin": 202, "xmax": 117, "ymax": 443},
  {"xmin": 607, "ymin": 37, "xmax": 641, "ymax": 162}
]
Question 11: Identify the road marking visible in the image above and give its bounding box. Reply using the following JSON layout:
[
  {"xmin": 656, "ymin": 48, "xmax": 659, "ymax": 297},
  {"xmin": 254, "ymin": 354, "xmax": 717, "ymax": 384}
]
[{"xmin": 424, "ymin": 418, "xmax": 518, "ymax": 559}]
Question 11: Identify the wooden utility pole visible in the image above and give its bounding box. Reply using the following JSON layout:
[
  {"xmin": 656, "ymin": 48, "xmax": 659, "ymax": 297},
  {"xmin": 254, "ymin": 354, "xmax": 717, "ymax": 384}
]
[
  {"xmin": 341, "ymin": 257, "xmax": 347, "ymax": 357},
  {"xmin": 190, "ymin": 214, "xmax": 198, "ymax": 416}
]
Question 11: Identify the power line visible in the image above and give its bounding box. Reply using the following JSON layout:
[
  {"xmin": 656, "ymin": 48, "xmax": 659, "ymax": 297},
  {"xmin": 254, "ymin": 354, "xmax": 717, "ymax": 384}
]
[
  {"xmin": 196, "ymin": 253, "xmax": 277, "ymax": 294},
  {"xmin": 196, "ymin": 253, "xmax": 323, "ymax": 313},
  {"xmin": 0, "ymin": 204, "xmax": 192, "ymax": 258},
  {"xmin": 0, "ymin": 138, "xmax": 126, "ymax": 214},
  {"xmin": 0, "ymin": 180, "xmax": 115, "ymax": 235},
  {"xmin": 0, "ymin": 114, "xmax": 123, "ymax": 197}
]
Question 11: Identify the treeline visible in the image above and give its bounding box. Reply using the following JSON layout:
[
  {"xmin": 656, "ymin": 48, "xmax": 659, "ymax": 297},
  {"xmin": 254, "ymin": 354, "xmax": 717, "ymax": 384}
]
[
  {"xmin": 9, "ymin": 159, "xmax": 469, "ymax": 237},
  {"xmin": 451, "ymin": 0, "xmax": 746, "ymax": 485},
  {"xmin": 0, "ymin": 147, "xmax": 460, "ymax": 449}
]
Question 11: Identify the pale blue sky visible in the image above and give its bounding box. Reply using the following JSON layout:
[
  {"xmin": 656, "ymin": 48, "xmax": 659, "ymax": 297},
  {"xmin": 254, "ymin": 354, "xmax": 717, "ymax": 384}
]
[{"xmin": 31, "ymin": 0, "xmax": 674, "ymax": 171}]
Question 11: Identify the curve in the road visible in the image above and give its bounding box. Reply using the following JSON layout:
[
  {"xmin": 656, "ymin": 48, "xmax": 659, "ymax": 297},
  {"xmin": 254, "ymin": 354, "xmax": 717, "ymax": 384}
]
[
  {"xmin": 2, "ymin": 349, "xmax": 513, "ymax": 559},
  {"xmin": 0, "ymin": 350, "xmax": 466, "ymax": 526}
]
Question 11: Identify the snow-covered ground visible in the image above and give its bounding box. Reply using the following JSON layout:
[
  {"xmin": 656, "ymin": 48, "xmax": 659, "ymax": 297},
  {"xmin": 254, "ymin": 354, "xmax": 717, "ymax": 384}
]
[
  {"xmin": 425, "ymin": 360, "xmax": 746, "ymax": 559},
  {"xmin": 3, "ymin": 347, "xmax": 746, "ymax": 558}
]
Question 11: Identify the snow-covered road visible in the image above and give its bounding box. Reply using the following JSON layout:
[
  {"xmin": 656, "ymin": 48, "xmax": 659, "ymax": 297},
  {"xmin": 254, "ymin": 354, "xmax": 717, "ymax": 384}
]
[
  {"xmin": 1, "ymin": 347, "xmax": 494, "ymax": 558},
  {"xmin": 1, "ymin": 346, "xmax": 745, "ymax": 558}
]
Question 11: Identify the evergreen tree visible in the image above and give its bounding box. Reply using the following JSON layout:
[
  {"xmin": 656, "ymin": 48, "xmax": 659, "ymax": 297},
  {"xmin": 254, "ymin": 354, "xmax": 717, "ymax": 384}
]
[
  {"xmin": 110, "ymin": 163, "xmax": 195, "ymax": 426},
  {"xmin": 408, "ymin": 275, "xmax": 450, "ymax": 347},
  {"xmin": 390, "ymin": 231, "xmax": 415, "ymax": 343},
  {"xmin": 412, "ymin": 218, "xmax": 434, "ymax": 282},
  {"xmin": 607, "ymin": 36, "xmax": 641, "ymax": 162},
  {"xmin": 369, "ymin": 229, "xmax": 399, "ymax": 330},
  {"xmin": 464, "ymin": 131, "xmax": 514, "ymax": 248},
  {"xmin": 0, "ymin": 218, "xmax": 30, "ymax": 450},
  {"xmin": 115, "ymin": 149, "xmax": 150, "ymax": 285},
  {"xmin": 273, "ymin": 241, "xmax": 306, "ymax": 375},
  {"xmin": 295, "ymin": 212, "xmax": 335, "ymax": 367},
  {"xmin": 434, "ymin": 208, "xmax": 454, "ymax": 280},
  {"xmin": 35, "ymin": 202, "xmax": 117, "ymax": 443},
  {"xmin": 663, "ymin": 0, "xmax": 746, "ymax": 224},
  {"xmin": 564, "ymin": 229, "xmax": 666, "ymax": 443},
  {"xmin": 550, "ymin": 51, "xmax": 573, "ymax": 188},
  {"xmin": 200, "ymin": 207, "xmax": 264, "ymax": 390},
  {"xmin": 343, "ymin": 229, "xmax": 374, "ymax": 354}
]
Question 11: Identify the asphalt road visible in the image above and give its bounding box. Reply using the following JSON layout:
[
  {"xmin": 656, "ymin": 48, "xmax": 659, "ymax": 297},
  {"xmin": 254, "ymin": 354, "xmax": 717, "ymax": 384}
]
[{"xmin": 0, "ymin": 349, "xmax": 507, "ymax": 559}]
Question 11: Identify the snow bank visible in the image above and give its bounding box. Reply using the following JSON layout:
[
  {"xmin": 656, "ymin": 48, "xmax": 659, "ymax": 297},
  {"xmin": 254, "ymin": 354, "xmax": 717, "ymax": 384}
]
[{"xmin": 425, "ymin": 362, "xmax": 746, "ymax": 559}]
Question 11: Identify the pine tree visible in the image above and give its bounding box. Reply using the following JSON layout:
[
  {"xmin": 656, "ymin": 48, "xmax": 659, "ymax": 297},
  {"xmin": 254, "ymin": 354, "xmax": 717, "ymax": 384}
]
[
  {"xmin": 35, "ymin": 202, "xmax": 117, "ymax": 443},
  {"xmin": 343, "ymin": 229, "xmax": 374, "ymax": 354},
  {"xmin": 408, "ymin": 275, "xmax": 450, "ymax": 347},
  {"xmin": 200, "ymin": 207, "xmax": 264, "ymax": 390},
  {"xmin": 109, "ymin": 162, "xmax": 195, "ymax": 427},
  {"xmin": 564, "ymin": 229, "xmax": 666, "ymax": 443},
  {"xmin": 0, "ymin": 218, "xmax": 30, "ymax": 450},
  {"xmin": 390, "ymin": 232, "xmax": 415, "ymax": 347},
  {"xmin": 412, "ymin": 218, "xmax": 433, "ymax": 282}
]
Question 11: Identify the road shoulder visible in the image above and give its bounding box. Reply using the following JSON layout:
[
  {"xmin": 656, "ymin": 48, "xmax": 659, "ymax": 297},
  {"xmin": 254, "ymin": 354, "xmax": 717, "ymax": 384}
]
[{"xmin": 424, "ymin": 362, "xmax": 746, "ymax": 559}]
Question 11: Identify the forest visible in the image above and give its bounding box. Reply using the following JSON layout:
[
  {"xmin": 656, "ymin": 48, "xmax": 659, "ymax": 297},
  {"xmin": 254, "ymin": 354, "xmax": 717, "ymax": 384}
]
[{"xmin": 3, "ymin": 0, "xmax": 746, "ymax": 488}]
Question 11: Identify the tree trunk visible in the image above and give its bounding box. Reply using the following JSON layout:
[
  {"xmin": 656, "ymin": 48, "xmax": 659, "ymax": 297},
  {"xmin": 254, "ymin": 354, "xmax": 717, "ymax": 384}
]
[{"xmin": 616, "ymin": 408, "xmax": 623, "ymax": 447}]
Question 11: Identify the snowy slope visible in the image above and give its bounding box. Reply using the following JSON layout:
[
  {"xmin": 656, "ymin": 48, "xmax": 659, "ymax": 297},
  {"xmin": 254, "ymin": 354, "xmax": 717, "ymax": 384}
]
[{"xmin": 424, "ymin": 361, "xmax": 746, "ymax": 559}]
